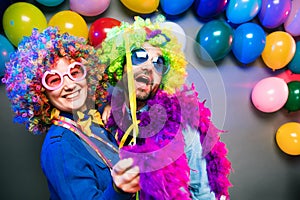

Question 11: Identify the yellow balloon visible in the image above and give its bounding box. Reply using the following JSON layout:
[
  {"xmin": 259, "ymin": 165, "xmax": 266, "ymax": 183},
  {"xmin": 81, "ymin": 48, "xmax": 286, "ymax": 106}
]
[
  {"xmin": 276, "ymin": 122, "xmax": 300, "ymax": 156},
  {"xmin": 2, "ymin": 2, "xmax": 47, "ymax": 47},
  {"xmin": 120, "ymin": 0, "xmax": 159, "ymax": 14},
  {"xmin": 261, "ymin": 31, "xmax": 296, "ymax": 71},
  {"xmin": 48, "ymin": 10, "xmax": 88, "ymax": 39}
]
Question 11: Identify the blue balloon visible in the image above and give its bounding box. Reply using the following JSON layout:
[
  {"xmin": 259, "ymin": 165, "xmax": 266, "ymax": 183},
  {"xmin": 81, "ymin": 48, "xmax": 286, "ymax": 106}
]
[
  {"xmin": 194, "ymin": 0, "xmax": 228, "ymax": 19},
  {"xmin": 258, "ymin": 0, "xmax": 292, "ymax": 29},
  {"xmin": 0, "ymin": 34, "xmax": 15, "ymax": 77},
  {"xmin": 226, "ymin": 0, "xmax": 261, "ymax": 24},
  {"xmin": 160, "ymin": 0, "xmax": 194, "ymax": 15},
  {"xmin": 195, "ymin": 20, "xmax": 234, "ymax": 61},
  {"xmin": 232, "ymin": 23, "xmax": 266, "ymax": 64},
  {"xmin": 35, "ymin": 0, "xmax": 64, "ymax": 7},
  {"xmin": 288, "ymin": 41, "xmax": 300, "ymax": 74}
]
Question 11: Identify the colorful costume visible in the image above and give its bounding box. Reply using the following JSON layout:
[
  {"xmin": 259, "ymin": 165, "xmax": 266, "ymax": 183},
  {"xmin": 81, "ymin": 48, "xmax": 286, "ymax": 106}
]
[
  {"xmin": 3, "ymin": 28, "xmax": 133, "ymax": 199},
  {"xmin": 99, "ymin": 16, "xmax": 232, "ymax": 199}
]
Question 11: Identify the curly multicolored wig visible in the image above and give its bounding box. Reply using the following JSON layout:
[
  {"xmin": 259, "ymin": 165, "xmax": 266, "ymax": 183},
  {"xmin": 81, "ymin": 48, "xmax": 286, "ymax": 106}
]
[
  {"xmin": 2, "ymin": 27, "xmax": 108, "ymax": 135},
  {"xmin": 98, "ymin": 15, "xmax": 187, "ymax": 94}
]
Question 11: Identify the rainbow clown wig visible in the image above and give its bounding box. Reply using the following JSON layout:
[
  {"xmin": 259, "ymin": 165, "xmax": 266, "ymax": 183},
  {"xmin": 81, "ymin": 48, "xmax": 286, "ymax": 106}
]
[
  {"xmin": 2, "ymin": 27, "xmax": 108, "ymax": 135},
  {"xmin": 98, "ymin": 15, "xmax": 187, "ymax": 94}
]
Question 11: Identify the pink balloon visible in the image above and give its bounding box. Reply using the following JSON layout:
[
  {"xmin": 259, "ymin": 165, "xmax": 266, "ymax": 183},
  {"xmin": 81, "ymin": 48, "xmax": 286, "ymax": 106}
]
[
  {"xmin": 70, "ymin": 0, "xmax": 110, "ymax": 17},
  {"xmin": 251, "ymin": 77, "xmax": 289, "ymax": 113},
  {"xmin": 284, "ymin": 0, "xmax": 300, "ymax": 36}
]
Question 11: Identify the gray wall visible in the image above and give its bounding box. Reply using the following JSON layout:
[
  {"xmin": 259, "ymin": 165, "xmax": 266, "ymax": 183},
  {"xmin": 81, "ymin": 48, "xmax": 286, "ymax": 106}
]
[{"xmin": 1, "ymin": 0, "xmax": 300, "ymax": 199}]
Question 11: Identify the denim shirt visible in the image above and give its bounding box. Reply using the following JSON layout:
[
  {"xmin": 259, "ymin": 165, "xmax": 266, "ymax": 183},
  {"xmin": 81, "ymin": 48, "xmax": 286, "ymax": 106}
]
[
  {"xmin": 183, "ymin": 126, "xmax": 216, "ymax": 200},
  {"xmin": 40, "ymin": 112, "xmax": 133, "ymax": 200}
]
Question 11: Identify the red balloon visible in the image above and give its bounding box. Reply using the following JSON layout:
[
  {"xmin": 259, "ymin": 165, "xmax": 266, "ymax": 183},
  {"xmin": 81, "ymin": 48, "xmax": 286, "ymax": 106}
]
[{"xmin": 88, "ymin": 17, "xmax": 121, "ymax": 48}]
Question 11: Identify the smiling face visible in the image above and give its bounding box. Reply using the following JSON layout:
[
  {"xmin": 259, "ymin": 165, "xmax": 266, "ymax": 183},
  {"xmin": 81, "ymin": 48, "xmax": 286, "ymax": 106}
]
[
  {"xmin": 45, "ymin": 58, "xmax": 88, "ymax": 113},
  {"xmin": 124, "ymin": 43, "xmax": 163, "ymax": 106}
]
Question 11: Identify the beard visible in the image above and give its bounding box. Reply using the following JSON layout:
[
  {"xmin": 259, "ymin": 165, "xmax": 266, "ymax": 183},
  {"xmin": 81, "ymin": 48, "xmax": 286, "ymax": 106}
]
[
  {"xmin": 135, "ymin": 82, "xmax": 160, "ymax": 101},
  {"xmin": 134, "ymin": 71, "xmax": 161, "ymax": 100},
  {"xmin": 136, "ymin": 88, "xmax": 151, "ymax": 101}
]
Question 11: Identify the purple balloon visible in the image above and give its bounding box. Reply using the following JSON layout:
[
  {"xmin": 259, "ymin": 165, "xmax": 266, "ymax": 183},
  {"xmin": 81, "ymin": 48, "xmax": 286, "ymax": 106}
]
[
  {"xmin": 258, "ymin": 0, "xmax": 292, "ymax": 29},
  {"xmin": 194, "ymin": 0, "xmax": 228, "ymax": 19},
  {"xmin": 284, "ymin": 0, "xmax": 300, "ymax": 36}
]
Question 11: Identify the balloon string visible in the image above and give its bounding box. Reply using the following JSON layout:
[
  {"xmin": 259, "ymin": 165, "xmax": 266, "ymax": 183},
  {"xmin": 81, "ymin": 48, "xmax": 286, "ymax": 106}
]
[{"xmin": 124, "ymin": 31, "xmax": 139, "ymax": 145}]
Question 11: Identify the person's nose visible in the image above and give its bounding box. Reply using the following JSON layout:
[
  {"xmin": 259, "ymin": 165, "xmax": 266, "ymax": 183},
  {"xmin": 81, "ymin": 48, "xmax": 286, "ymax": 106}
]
[
  {"xmin": 140, "ymin": 59, "xmax": 154, "ymax": 71},
  {"xmin": 62, "ymin": 75, "xmax": 76, "ymax": 91}
]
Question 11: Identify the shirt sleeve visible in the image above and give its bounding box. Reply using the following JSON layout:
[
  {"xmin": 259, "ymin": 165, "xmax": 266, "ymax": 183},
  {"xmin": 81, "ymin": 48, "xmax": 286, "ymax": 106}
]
[
  {"xmin": 41, "ymin": 132, "xmax": 133, "ymax": 200},
  {"xmin": 183, "ymin": 126, "xmax": 216, "ymax": 200}
]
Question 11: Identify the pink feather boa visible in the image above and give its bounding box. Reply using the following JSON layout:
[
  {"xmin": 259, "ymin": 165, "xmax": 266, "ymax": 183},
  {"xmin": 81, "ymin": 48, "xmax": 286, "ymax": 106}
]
[{"xmin": 107, "ymin": 84, "xmax": 232, "ymax": 199}]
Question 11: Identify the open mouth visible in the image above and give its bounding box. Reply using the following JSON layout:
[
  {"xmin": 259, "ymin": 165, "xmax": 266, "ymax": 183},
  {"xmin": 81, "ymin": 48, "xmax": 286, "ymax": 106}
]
[{"xmin": 135, "ymin": 74, "xmax": 151, "ymax": 85}]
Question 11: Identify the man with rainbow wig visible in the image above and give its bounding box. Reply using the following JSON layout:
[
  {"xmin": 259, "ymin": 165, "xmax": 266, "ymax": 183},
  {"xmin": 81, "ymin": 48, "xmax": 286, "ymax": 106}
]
[{"xmin": 99, "ymin": 15, "xmax": 232, "ymax": 200}]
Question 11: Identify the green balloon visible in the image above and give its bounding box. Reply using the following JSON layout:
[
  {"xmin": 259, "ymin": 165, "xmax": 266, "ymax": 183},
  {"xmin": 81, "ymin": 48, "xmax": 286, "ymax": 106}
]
[
  {"xmin": 195, "ymin": 19, "xmax": 234, "ymax": 61},
  {"xmin": 284, "ymin": 81, "xmax": 300, "ymax": 112}
]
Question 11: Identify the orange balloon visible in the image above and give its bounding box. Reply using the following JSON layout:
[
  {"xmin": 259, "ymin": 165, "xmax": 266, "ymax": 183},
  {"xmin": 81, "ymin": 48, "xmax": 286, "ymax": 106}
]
[
  {"xmin": 120, "ymin": 0, "xmax": 159, "ymax": 14},
  {"xmin": 261, "ymin": 31, "xmax": 296, "ymax": 71},
  {"xmin": 48, "ymin": 10, "xmax": 88, "ymax": 39},
  {"xmin": 276, "ymin": 122, "xmax": 300, "ymax": 156}
]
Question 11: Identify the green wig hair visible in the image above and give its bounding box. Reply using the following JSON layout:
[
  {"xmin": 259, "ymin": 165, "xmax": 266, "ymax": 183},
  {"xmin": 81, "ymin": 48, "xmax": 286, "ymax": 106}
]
[{"xmin": 98, "ymin": 15, "xmax": 187, "ymax": 94}]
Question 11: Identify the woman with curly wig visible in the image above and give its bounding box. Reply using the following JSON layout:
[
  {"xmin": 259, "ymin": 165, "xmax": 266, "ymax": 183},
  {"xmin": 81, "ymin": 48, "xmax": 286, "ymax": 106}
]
[
  {"xmin": 3, "ymin": 27, "xmax": 140, "ymax": 200},
  {"xmin": 99, "ymin": 15, "xmax": 232, "ymax": 200}
]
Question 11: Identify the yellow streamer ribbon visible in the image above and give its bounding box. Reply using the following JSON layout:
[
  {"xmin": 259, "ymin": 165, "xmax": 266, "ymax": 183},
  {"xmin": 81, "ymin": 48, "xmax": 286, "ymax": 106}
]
[
  {"xmin": 119, "ymin": 120, "xmax": 140, "ymax": 149},
  {"xmin": 50, "ymin": 108, "xmax": 61, "ymax": 120},
  {"xmin": 77, "ymin": 109, "xmax": 104, "ymax": 136},
  {"xmin": 122, "ymin": 31, "xmax": 139, "ymax": 146}
]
